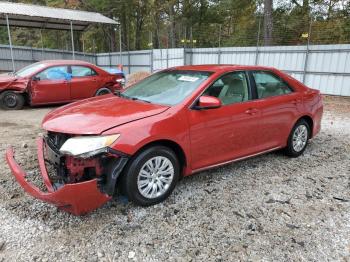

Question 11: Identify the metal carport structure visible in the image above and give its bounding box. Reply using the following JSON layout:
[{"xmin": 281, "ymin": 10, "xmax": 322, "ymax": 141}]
[{"xmin": 0, "ymin": 1, "xmax": 119, "ymax": 72}]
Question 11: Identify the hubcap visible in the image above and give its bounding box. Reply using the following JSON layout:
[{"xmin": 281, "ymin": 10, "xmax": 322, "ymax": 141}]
[
  {"xmin": 4, "ymin": 94, "xmax": 17, "ymax": 108},
  {"xmin": 137, "ymin": 156, "xmax": 174, "ymax": 199},
  {"xmin": 292, "ymin": 125, "xmax": 308, "ymax": 152}
]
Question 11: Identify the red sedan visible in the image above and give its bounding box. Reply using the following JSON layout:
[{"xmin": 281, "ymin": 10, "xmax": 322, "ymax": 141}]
[
  {"xmin": 6, "ymin": 65, "xmax": 323, "ymax": 215},
  {"xmin": 0, "ymin": 60, "xmax": 123, "ymax": 110}
]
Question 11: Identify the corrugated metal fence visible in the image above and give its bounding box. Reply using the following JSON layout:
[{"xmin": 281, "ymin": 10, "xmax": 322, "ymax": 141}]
[
  {"xmin": 1, "ymin": 44, "xmax": 349, "ymax": 96},
  {"xmin": 96, "ymin": 48, "xmax": 185, "ymax": 73},
  {"xmin": 0, "ymin": 44, "xmax": 95, "ymax": 72},
  {"xmin": 186, "ymin": 45, "xmax": 350, "ymax": 96}
]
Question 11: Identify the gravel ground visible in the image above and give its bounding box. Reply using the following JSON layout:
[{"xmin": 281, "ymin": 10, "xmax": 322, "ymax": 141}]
[{"xmin": 0, "ymin": 96, "xmax": 349, "ymax": 262}]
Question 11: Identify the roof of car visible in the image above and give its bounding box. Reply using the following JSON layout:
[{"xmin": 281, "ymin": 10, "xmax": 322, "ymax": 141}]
[
  {"xmin": 39, "ymin": 60, "xmax": 95, "ymax": 66},
  {"xmin": 172, "ymin": 64, "xmax": 276, "ymax": 72}
]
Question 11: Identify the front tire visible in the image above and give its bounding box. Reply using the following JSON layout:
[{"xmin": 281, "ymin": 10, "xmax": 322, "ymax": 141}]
[
  {"xmin": 121, "ymin": 146, "xmax": 180, "ymax": 206},
  {"xmin": 285, "ymin": 119, "xmax": 310, "ymax": 157},
  {"xmin": 0, "ymin": 91, "xmax": 25, "ymax": 110}
]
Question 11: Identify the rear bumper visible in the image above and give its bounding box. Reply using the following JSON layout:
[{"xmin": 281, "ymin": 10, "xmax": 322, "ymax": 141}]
[
  {"xmin": 5, "ymin": 138, "xmax": 111, "ymax": 215},
  {"xmin": 312, "ymin": 102, "xmax": 323, "ymax": 138}
]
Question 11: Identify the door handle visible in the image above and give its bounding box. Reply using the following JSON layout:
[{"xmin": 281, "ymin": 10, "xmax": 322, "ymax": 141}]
[{"xmin": 245, "ymin": 108, "xmax": 259, "ymax": 115}]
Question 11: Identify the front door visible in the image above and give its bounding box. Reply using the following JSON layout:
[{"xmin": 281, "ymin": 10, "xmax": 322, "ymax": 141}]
[
  {"xmin": 69, "ymin": 65, "xmax": 101, "ymax": 100},
  {"xmin": 188, "ymin": 71, "xmax": 262, "ymax": 170},
  {"xmin": 30, "ymin": 66, "xmax": 70, "ymax": 104}
]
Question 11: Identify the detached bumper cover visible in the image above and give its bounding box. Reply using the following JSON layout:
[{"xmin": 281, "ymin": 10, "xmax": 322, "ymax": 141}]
[{"xmin": 5, "ymin": 138, "xmax": 111, "ymax": 215}]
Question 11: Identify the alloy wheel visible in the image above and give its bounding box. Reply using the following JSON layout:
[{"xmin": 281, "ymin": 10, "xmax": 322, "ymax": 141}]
[
  {"xmin": 137, "ymin": 156, "xmax": 175, "ymax": 199},
  {"xmin": 292, "ymin": 125, "xmax": 308, "ymax": 152}
]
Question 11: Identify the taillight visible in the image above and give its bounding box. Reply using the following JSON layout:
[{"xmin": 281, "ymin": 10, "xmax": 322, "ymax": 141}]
[
  {"xmin": 114, "ymin": 75, "xmax": 125, "ymax": 86},
  {"xmin": 116, "ymin": 78, "xmax": 125, "ymax": 86}
]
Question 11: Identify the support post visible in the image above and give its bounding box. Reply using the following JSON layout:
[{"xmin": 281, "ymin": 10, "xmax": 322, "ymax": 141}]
[
  {"xmin": 218, "ymin": 24, "xmax": 221, "ymax": 49},
  {"xmin": 70, "ymin": 21, "xmax": 75, "ymax": 59},
  {"xmin": 119, "ymin": 26, "xmax": 122, "ymax": 66},
  {"xmin": 150, "ymin": 49, "xmax": 154, "ymax": 73},
  {"xmin": 166, "ymin": 48, "xmax": 169, "ymax": 69},
  {"xmin": 218, "ymin": 24, "xmax": 221, "ymax": 65},
  {"xmin": 218, "ymin": 49, "xmax": 221, "ymax": 65},
  {"xmin": 255, "ymin": 17, "xmax": 261, "ymax": 65},
  {"xmin": 303, "ymin": 20, "xmax": 312, "ymax": 84},
  {"xmin": 5, "ymin": 14, "xmax": 15, "ymax": 72},
  {"xmin": 190, "ymin": 49, "xmax": 193, "ymax": 65},
  {"xmin": 39, "ymin": 29, "xmax": 44, "ymax": 58},
  {"xmin": 128, "ymin": 51, "xmax": 131, "ymax": 74},
  {"xmin": 185, "ymin": 48, "xmax": 190, "ymax": 66},
  {"xmin": 150, "ymin": 31, "xmax": 154, "ymax": 73}
]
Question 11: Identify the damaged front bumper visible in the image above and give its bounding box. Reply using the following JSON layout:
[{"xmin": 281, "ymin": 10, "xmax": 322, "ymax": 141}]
[{"xmin": 6, "ymin": 137, "xmax": 128, "ymax": 215}]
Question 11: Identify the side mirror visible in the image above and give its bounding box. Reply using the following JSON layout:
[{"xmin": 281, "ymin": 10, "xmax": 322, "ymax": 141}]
[
  {"xmin": 193, "ymin": 95, "xmax": 222, "ymax": 110},
  {"xmin": 32, "ymin": 76, "xmax": 40, "ymax": 81}
]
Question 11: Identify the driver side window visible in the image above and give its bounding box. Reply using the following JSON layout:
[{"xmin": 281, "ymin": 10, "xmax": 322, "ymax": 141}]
[{"xmin": 203, "ymin": 72, "xmax": 250, "ymax": 105}]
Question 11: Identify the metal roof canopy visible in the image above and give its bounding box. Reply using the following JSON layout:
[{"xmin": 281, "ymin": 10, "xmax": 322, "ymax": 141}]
[
  {"xmin": 0, "ymin": 1, "xmax": 117, "ymax": 30},
  {"xmin": 0, "ymin": 1, "xmax": 120, "ymax": 71}
]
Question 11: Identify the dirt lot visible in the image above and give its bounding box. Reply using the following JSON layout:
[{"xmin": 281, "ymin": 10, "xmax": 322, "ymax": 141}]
[{"xmin": 0, "ymin": 96, "xmax": 349, "ymax": 261}]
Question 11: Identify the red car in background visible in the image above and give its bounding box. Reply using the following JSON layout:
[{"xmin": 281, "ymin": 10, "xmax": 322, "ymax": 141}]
[
  {"xmin": 0, "ymin": 60, "xmax": 124, "ymax": 110},
  {"xmin": 6, "ymin": 65, "xmax": 323, "ymax": 215}
]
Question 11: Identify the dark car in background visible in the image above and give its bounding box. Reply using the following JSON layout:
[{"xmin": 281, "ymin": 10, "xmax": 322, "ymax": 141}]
[{"xmin": 0, "ymin": 60, "xmax": 123, "ymax": 110}]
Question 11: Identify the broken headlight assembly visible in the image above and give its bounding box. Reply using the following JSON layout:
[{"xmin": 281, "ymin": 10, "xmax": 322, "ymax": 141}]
[{"xmin": 59, "ymin": 134, "xmax": 120, "ymax": 158}]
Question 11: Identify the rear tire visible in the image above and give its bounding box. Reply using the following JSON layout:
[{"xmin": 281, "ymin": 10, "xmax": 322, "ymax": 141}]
[
  {"xmin": 0, "ymin": 91, "xmax": 25, "ymax": 110},
  {"xmin": 95, "ymin": 88, "xmax": 111, "ymax": 96},
  {"xmin": 285, "ymin": 119, "xmax": 310, "ymax": 157},
  {"xmin": 120, "ymin": 146, "xmax": 180, "ymax": 206}
]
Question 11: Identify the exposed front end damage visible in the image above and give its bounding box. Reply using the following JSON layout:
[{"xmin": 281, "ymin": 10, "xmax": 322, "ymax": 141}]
[
  {"xmin": 0, "ymin": 76, "xmax": 29, "ymax": 92},
  {"xmin": 6, "ymin": 134, "xmax": 129, "ymax": 215}
]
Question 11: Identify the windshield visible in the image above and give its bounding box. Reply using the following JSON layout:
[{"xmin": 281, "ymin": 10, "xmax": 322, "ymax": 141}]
[
  {"xmin": 15, "ymin": 63, "xmax": 46, "ymax": 77},
  {"xmin": 122, "ymin": 70, "xmax": 212, "ymax": 106}
]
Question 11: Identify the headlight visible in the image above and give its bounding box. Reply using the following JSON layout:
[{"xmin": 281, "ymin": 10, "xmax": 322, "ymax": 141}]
[{"xmin": 59, "ymin": 134, "xmax": 120, "ymax": 157}]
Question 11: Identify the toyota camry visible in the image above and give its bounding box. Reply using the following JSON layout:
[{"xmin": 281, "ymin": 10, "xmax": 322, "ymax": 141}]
[{"xmin": 6, "ymin": 65, "xmax": 323, "ymax": 215}]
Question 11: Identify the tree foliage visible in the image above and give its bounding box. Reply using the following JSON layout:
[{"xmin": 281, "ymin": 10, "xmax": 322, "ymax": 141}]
[{"xmin": 0, "ymin": 0, "xmax": 349, "ymax": 52}]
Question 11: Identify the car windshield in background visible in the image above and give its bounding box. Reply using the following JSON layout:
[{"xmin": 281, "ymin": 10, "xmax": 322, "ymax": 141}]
[
  {"xmin": 122, "ymin": 70, "xmax": 212, "ymax": 106},
  {"xmin": 15, "ymin": 63, "xmax": 46, "ymax": 77}
]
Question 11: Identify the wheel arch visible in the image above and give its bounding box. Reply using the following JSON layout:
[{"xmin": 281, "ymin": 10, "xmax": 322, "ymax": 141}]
[
  {"xmin": 0, "ymin": 88, "xmax": 26, "ymax": 95},
  {"xmin": 132, "ymin": 139, "xmax": 187, "ymax": 176},
  {"xmin": 295, "ymin": 115, "xmax": 314, "ymax": 138},
  {"xmin": 95, "ymin": 87, "xmax": 112, "ymax": 96}
]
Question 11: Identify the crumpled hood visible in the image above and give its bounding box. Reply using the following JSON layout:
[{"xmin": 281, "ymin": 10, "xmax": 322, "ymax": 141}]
[
  {"xmin": 0, "ymin": 74, "xmax": 16, "ymax": 89},
  {"xmin": 0, "ymin": 74, "xmax": 29, "ymax": 90},
  {"xmin": 42, "ymin": 95, "xmax": 170, "ymax": 135}
]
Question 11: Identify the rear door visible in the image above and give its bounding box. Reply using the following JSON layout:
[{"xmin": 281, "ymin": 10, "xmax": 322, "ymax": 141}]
[
  {"xmin": 188, "ymin": 71, "xmax": 263, "ymax": 170},
  {"xmin": 69, "ymin": 65, "xmax": 101, "ymax": 100},
  {"xmin": 249, "ymin": 70, "xmax": 302, "ymax": 149},
  {"xmin": 30, "ymin": 66, "xmax": 70, "ymax": 104}
]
